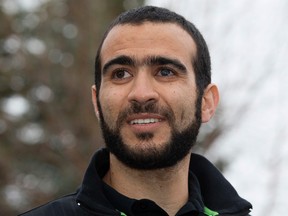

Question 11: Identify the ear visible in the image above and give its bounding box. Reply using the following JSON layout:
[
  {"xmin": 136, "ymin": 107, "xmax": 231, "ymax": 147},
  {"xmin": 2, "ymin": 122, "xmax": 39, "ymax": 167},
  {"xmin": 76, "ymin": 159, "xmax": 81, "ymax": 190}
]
[
  {"xmin": 201, "ymin": 84, "xmax": 220, "ymax": 123},
  {"xmin": 91, "ymin": 85, "xmax": 100, "ymax": 120}
]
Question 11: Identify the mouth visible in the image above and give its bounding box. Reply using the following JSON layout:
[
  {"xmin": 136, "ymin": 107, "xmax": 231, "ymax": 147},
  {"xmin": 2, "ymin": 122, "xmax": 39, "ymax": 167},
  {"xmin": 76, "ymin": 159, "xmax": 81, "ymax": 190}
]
[
  {"xmin": 129, "ymin": 118, "xmax": 162, "ymax": 125},
  {"xmin": 122, "ymin": 113, "xmax": 169, "ymax": 135},
  {"xmin": 126, "ymin": 114, "xmax": 164, "ymax": 127}
]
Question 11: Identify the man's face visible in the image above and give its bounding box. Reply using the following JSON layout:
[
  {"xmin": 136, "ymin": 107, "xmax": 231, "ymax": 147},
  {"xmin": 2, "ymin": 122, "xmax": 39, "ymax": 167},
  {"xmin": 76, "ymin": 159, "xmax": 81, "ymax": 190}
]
[{"xmin": 96, "ymin": 22, "xmax": 201, "ymax": 169}]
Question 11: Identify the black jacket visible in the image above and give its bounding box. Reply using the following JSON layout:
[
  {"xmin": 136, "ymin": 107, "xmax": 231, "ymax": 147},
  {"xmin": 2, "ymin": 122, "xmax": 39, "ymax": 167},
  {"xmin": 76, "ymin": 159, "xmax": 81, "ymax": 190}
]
[{"xmin": 20, "ymin": 148, "xmax": 252, "ymax": 216}]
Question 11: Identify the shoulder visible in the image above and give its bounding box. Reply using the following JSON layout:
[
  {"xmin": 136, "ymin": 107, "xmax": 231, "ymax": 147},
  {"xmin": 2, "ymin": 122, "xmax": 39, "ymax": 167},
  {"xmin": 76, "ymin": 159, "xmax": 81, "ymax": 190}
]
[
  {"xmin": 189, "ymin": 153, "xmax": 252, "ymax": 216},
  {"xmin": 19, "ymin": 193, "xmax": 80, "ymax": 216}
]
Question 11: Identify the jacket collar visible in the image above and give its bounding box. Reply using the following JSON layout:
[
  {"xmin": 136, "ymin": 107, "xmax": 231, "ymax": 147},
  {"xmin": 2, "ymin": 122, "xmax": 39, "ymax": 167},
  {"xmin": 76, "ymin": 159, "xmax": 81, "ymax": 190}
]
[
  {"xmin": 76, "ymin": 148, "xmax": 116, "ymax": 214},
  {"xmin": 76, "ymin": 148, "xmax": 252, "ymax": 215},
  {"xmin": 189, "ymin": 154, "xmax": 252, "ymax": 215}
]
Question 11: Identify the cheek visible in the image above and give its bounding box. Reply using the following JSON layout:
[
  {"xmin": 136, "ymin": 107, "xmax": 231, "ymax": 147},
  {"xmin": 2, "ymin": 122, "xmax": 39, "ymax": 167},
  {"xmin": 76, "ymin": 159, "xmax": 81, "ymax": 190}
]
[
  {"xmin": 175, "ymin": 102, "xmax": 196, "ymax": 128},
  {"xmin": 99, "ymin": 89, "xmax": 126, "ymax": 126},
  {"xmin": 99, "ymin": 93, "xmax": 117, "ymax": 123},
  {"xmin": 171, "ymin": 89, "xmax": 197, "ymax": 128}
]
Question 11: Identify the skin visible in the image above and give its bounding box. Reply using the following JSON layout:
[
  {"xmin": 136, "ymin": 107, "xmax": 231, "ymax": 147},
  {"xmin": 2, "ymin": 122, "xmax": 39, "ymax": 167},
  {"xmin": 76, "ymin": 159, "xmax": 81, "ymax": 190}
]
[{"xmin": 92, "ymin": 22, "xmax": 219, "ymax": 216}]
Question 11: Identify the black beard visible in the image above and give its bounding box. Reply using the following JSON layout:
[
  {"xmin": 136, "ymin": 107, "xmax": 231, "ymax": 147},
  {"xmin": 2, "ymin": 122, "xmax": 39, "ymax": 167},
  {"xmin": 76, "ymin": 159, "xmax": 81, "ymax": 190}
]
[{"xmin": 97, "ymin": 98, "xmax": 202, "ymax": 170}]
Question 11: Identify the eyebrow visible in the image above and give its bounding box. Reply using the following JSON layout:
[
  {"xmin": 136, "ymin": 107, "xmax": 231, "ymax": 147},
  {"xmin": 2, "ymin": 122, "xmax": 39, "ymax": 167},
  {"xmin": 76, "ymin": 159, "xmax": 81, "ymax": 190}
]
[
  {"xmin": 145, "ymin": 56, "xmax": 187, "ymax": 72},
  {"xmin": 103, "ymin": 55, "xmax": 135, "ymax": 74},
  {"xmin": 102, "ymin": 55, "xmax": 187, "ymax": 74}
]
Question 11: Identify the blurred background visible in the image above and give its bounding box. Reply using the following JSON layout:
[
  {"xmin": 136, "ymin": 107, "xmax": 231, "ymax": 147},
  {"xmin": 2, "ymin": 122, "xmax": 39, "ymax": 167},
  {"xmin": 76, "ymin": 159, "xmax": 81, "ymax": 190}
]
[{"xmin": 0, "ymin": 0, "xmax": 287, "ymax": 215}]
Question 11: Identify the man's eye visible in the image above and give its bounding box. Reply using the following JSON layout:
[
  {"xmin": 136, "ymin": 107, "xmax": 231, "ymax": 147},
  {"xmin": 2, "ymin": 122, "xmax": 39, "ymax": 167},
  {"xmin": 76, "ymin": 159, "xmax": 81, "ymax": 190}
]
[
  {"xmin": 157, "ymin": 68, "xmax": 175, "ymax": 77},
  {"xmin": 113, "ymin": 70, "xmax": 131, "ymax": 79}
]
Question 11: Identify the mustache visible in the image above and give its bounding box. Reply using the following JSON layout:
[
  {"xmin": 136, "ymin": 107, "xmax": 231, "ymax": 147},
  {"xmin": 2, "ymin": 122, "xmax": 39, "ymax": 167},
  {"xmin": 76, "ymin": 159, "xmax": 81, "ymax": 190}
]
[{"xmin": 116, "ymin": 101, "xmax": 175, "ymax": 128}]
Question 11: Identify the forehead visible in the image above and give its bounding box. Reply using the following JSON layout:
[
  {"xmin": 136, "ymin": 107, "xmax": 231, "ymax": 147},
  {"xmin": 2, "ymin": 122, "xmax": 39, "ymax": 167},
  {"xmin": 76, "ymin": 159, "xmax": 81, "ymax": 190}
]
[{"xmin": 100, "ymin": 22, "xmax": 197, "ymax": 69}]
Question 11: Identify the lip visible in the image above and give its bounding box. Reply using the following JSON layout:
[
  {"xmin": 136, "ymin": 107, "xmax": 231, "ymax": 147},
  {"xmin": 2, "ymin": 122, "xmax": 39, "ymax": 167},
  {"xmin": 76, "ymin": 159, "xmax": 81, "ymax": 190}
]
[{"xmin": 126, "ymin": 113, "xmax": 165, "ymax": 132}]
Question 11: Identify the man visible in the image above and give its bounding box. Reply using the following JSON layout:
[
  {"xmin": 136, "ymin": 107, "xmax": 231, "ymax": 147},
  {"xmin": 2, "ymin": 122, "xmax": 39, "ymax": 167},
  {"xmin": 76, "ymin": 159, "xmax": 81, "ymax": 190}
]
[{"xmin": 20, "ymin": 6, "xmax": 252, "ymax": 216}]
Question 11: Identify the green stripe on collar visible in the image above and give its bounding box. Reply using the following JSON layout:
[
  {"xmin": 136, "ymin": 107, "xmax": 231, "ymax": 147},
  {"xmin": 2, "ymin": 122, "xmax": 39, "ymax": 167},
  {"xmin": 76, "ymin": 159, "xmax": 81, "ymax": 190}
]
[
  {"xmin": 204, "ymin": 206, "xmax": 219, "ymax": 216},
  {"xmin": 116, "ymin": 209, "xmax": 127, "ymax": 216}
]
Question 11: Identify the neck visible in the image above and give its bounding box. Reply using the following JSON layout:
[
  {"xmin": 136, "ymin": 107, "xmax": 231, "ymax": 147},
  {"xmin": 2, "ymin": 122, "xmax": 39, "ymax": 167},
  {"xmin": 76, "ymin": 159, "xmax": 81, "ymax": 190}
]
[{"xmin": 103, "ymin": 153, "xmax": 191, "ymax": 216}]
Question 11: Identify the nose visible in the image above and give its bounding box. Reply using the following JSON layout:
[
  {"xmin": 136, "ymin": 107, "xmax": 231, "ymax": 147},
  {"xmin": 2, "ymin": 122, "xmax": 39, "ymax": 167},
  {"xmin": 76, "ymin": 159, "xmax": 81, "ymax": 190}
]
[{"xmin": 127, "ymin": 71, "xmax": 159, "ymax": 105}]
